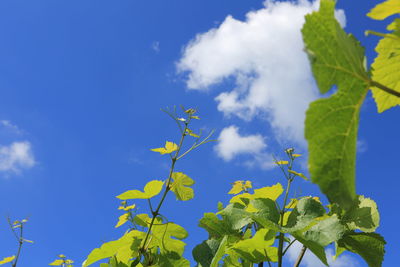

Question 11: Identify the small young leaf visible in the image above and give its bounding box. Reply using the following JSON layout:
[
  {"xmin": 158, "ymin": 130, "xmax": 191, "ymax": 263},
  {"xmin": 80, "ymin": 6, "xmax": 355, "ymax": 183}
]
[
  {"xmin": 49, "ymin": 259, "xmax": 64, "ymax": 266},
  {"xmin": 0, "ymin": 256, "xmax": 15, "ymax": 265},
  {"xmin": 150, "ymin": 141, "xmax": 178, "ymax": 155},
  {"xmin": 274, "ymin": 160, "xmax": 288, "ymax": 165},
  {"xmin": 115, "ymin": 213, "xmax": 130, "ymax": 228},
  {"xmin": 118, "ymin": 204, "xmax": 136, "ymax": 211},
  {"xmin": 116, "ymin": 180, "xmax": 164, "ymax": 200},
  {"xmin": 228, "ymin": 180, "xmax": 252, "ymax": 195},
  {"xmin": 288, "ymin": 170, "xmax": 309, "ymax": 181}
]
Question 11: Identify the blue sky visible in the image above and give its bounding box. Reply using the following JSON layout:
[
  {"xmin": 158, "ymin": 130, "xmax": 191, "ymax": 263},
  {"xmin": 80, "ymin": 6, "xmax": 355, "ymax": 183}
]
[{"xmin": 0, "ymin": 0, "xmax": 398, "ymax": 266}]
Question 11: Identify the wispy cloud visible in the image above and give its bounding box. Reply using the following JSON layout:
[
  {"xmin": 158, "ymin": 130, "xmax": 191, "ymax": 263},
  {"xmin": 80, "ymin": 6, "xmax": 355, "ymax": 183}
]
[
  {"xmin": 177, "ymin": 0, "xmax": 346, "ymax": 166},
  {"xmin": 287, "ymin": 241, "xmax": 358, "ymax": 267},
  {"xmin": 0, "ymin": 141, "xmax": 36, "ymax": 175},
  {"xmin": 0, "ymin": 120, "xmax": 22, "ymax": 135},
  {"xmin": 214, "ymin": 125, "xmax": 273, "ymax": 169}
]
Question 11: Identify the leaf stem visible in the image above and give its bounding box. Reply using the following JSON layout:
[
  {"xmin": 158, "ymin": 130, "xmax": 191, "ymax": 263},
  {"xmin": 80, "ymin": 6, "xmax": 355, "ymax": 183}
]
[{"xmin": 370, "ymin": 80, "xmax": 400, "ymax": 98}]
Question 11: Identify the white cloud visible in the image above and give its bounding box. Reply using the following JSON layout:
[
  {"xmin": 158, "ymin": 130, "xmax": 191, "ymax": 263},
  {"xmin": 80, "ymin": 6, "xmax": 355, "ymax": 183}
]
[
  {"xmin": 214, "ymin": 126, "xmax": 273, "ymax": 169},
  {"xmin": 287, "ymin": 241, "xmax": 358, "ymax": 267},
  {"xmin": 177, "ymin": 0, "xmax": 346, "ymax": 161},
  {"xmin": 0, "ymin": 141, "xmax": 36, "ymax": 174}
]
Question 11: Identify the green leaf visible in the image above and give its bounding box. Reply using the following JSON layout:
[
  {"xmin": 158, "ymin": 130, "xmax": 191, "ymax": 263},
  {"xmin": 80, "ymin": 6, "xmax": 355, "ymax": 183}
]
[
  {"xmin": 228, "ymin": 181, "xmax": 252, "ymax": 195},
  {"xmin": 0, "ymin": 256, "xmax": 15, "ymax": 265},
  {"xmin": 170, "ymin": 172, "xmax": 194, "ymax": 201},
  {"xmin": 369, "ymin": 22, "xmax": 400, "ymax": 112},
  {"xmin": 218, "ymin": 203, "xmax": 254, "ymax": 231},
  {"xmin": 302, "ymin": 0, "xmax": 369, "ymax": 209},
  {"xmin": 157, "ymin": 253, "xmax": 190, "ymax": 267},
  {"xmin": 302, "ymin": 215, "xmax": 345, "ymax": 247},
  {"xmin": 338, "ymin": 232, "xmax": 386, "ymax": 267},
  {"xmin": 367, "ymin": 0, "xmax": 400, "ymax": 20},
  {"xmin": 285, "ymin": 197, "xmax": 326, "ymax": 231},
  {"xmin": 343, "ymin": 195, "xmax": 380, "ymax": 232},
  {"xmin": 148, "ymin": 222, "xmax": 188, "ymax": 256},
  {"xmin": 117, "ymin": 180, "xmax": 164, "ymax": 200},
  {"xmin": 199, "ymin": 213, "xmax": 239, "ymax": 239},
  {"xmin": 231, "ymin": 229, "xmax": 278, "ymax": 263},
  {"xmin": 193, "ymin": 239, "xmax": 221, "ymax": 267},
  {"xmin": 210, "ymin": 236, "xmax": 228, "ymax": 267},
  {"xmin": 150, "ymin": 141, "xmax": 178, "ymax": 155},
  {"xmin": 83, "ymin": 230, "xmax": 145, "ymax": 267}
]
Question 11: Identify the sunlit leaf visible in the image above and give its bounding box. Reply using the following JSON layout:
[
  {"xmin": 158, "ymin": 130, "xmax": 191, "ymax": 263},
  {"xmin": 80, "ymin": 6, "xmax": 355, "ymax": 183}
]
[
  {"xmin": 150, "ymin": 141, "xmax": 178, "ymax": 155},
  {"xmin": 367, "ymin": 0, "xmax": 400, "ymax": 20},
  {"xmin": 210, "ymin": 236, "xmax": 228, "ymax": 267},
  {"xmin": 228, "ymin": 180, "xmax": 252, "ymax": 195},
  {"xmin": 170, "ymin": 172, "xmax": 194, "ymax": 201},
  {"xmin": 231, "ymin": 229, "xmax": 278, "ymax": 263},
  {"xmin": 369, "ymin": 21, "xmax": 400, "ymax": 112},
  {"xmin": 302, "ymin": 0, "xmax": 369, "ymax": 209},
  {"xmin": 83, "ymin": 230, "xmax": 145, "ymax": 266},
  {"xmin": 274, "ymin": 160, "xmax": 288, "ymax": 165},
  {"xmin": 193, "ymin": 239, "xmax": 221, "ymax": 267},
  {"xmin": 116, "ymin": 180, "xmax": 164, "ymax": 200}
]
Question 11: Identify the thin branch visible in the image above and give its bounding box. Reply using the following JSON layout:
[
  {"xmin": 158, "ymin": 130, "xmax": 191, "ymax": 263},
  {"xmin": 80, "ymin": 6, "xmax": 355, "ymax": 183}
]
[
  {"xmin": 283, "ymin": 239, "xmax": 297, "ymax": 256},
  {"xmin": 294, "ymin": 245, "xmax": 307, "ymax": 267}
]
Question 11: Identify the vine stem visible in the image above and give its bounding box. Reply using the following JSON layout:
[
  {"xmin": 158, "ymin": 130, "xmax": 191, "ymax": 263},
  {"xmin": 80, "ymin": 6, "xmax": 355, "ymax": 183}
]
[
  {"xmin": 294, "ymin": 245, "xmax": 307, "ymax": 267},
  {"xmin": 278, "ymin": 152, "xmax": 295, "ymax": 267},
  {"xmin": 139, "ymin": 118, "xmax": 190, "ymax": 256},
  {"xmin": 9, "ymin": 221, "xmax": 24, "ymax": 267}
]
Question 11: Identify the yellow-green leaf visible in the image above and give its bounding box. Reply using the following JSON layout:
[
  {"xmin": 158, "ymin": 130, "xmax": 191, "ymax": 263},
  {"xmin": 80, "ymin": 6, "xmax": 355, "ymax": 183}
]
[
  {"xmin": 228, "ymin": 180, "xmax": 252, "ymax": 194},
  {"xmin": 292, "ymin": 154, "xmax": 301, "ymax": 158},
  {"xmin": 117, "ymin": 180, "xmax": 164, "ymax": 200},
  {"xmin": 230, "ymin": 183, "xmax": 283, "ymax": 206},
  {"xmin": 170, "ymin": 172, "xmax": 194, "ymax": 201},
  {"xmin": 274, "ymin": 160, "xmax": 288, "ymax": 165},
  {"xmin": 288, "ymin": 170, "xmax": 309, "ymax": 181},
  {"xmin": 370, "ymin": 20, "xmax": 400, "ymax": 112},
  {"xmin": 49, "ymin": 259, "xmax": 64, "ymax": 266},
  {"xmin": 118, "ymin": 204, "xmax": 136, "ymax": 211},
  {"xmin": 0, "ymin": 256, "xmax": 15, "ymax": 265},
  {"xmin": 150, "ymin": 141, "xmax": 178, "ymax": 155},
  {"xmin": 367, "ymin": 0, "xmax": 400, "ymax": 20},
  {"xmin": 115, "ymin": 213, "xmax": 130, "ymax": 228}
]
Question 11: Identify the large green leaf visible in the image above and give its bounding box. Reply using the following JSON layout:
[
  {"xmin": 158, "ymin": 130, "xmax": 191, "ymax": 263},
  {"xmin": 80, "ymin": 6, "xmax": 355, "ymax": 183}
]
[
  {"xmin": 337, "ymin": 232, "xmax": 386, "ymax": 267},
  {"xmin": 343, "ymin": 195, "xmax": 380, "ymax": 232},
  {"xmin": 230, "ymin": 229, "xmax": 278, "ymax": 263},
  {"xmin": 192, "ymin": 239, "xmax": 221, "ymax": 267},
  {"xmin": 210, "ymin": 235, "xmax": 228, "ymax": 267},
  {"xmin": 302, "ymin": 0, "xmax": 369, "ymax": 209},
  {"xmin": 170, "ymin": 172, "xmax": 194, "ymax": 201},
  {"xmin": 302, "ymin": 215, "xmax": 345, "ymax": 247},
  {"xmin": 369, "ymin": 19, "xmax": 400, "ymax": 112},
  {"xmin": 285, "ymin": 197, "xmax": 325, "ymax": 231}
]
